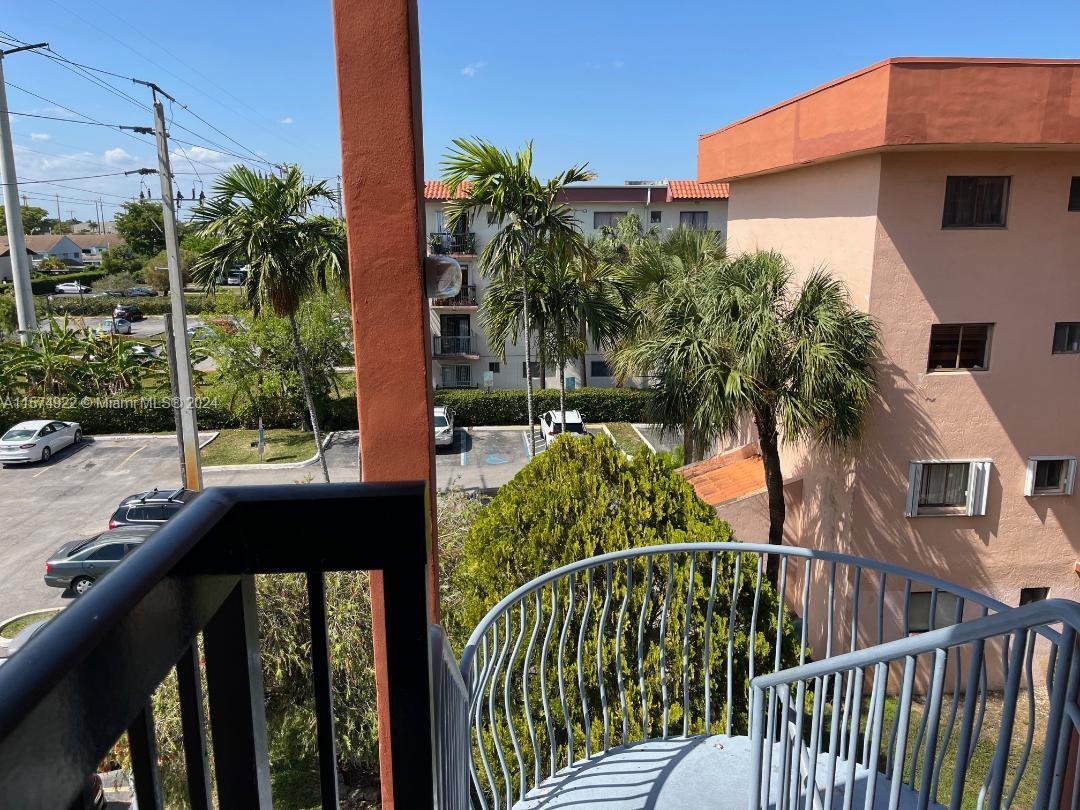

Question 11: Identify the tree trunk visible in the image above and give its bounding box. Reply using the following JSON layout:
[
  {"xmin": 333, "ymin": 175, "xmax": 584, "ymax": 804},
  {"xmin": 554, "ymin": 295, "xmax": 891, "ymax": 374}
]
[
  {"xmin": 289, "ymin": 312, "xmax": 330, "ymax": 483},
  {"xmin": 537, "ymin": 313, "xmax": 547, "ymax": 391},
  {"xmin": 682, "ymin": 418, "xmax": 695, "ymax": 466},
  {"xmin": 522, "ymin": 269, "xmax": 536, "ymax": 456},
  {"xmin": 755, "ymin": 406, "xmax": 785, "ymax": 586},
  {"xmin": 579, "ymin": 321, "xmax": 588, "ymax": 388}
]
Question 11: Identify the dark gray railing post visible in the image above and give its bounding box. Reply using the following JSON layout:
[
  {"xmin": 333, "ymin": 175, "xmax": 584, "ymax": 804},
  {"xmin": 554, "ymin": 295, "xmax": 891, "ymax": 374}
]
[
  {"xmin": 203, "ymin": 575, "xmax": 272, "ymax": 809},
  {"xmin": 127, "ymin": 702, "xmax": 163, "ymax": 810},
  {"xmin": 176, "ymin": 643, "xmax": 212, "ymax": 810}
]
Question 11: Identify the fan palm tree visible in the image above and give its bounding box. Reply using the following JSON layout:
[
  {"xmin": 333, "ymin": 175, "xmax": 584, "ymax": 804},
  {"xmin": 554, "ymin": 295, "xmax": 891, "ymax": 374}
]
[
  {"xmin": 442, "ymin": 139, "xmax": 594, "ymax": 455},
  {"xmin": 189, "ymin": 165, "xmax": 347, "ymax": 482},
  {"xmin": 701, "ymin": 250, "xmax": 880, "ymax": 553},
  {"xmin": 612, "ymin": 227, "xmax": 730, "ymax": 461}
]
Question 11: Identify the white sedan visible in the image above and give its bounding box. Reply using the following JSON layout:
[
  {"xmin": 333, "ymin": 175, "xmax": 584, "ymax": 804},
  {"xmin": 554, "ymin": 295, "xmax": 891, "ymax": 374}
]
[
  {"xmin": 434, "ymin": 406, "xmax": 455, "ymax": 447},
  {"xmin": 54, "ymin": 282, "xmax": 91, "ymax": 294},
  {"xmin": 0, "ymin": 420, "xmax": 83, "ymax": 464}
]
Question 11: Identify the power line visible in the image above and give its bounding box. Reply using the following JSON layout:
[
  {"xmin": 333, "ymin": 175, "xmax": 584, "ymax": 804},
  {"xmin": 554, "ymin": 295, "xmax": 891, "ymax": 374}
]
[{"xmin": 4, "ymin": 170, "xmax": 153, "ymax": 186}]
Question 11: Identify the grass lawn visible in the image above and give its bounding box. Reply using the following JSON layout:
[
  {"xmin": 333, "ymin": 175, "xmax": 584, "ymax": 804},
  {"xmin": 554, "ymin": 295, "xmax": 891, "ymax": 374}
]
[
  {"xmin": 201, "ymin": 428, "xmax": 317, "ymax": 465},
  {"xmin": 605, "ymin": 422, "xmax": 648, "ymax": 455},
  {"xmin": 0, "ymin": 608, "xmax": 62, "ymax": 639}
]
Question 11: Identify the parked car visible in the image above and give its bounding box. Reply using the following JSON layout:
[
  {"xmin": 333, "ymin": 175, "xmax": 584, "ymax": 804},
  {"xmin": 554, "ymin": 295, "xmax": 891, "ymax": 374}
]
[
  {"xmin": 0, "ymin": 420, "xmax": 82, "ymax": 464},
  {"xmin": 226, "ymin": 269, "xmax": 249, "ymax": 286},
  {"xmin": 126, "ymin": 343, "xmax": 161, "ymax": 364},
  {"xmin": 94, "ymin": 318, "xmax": 131, "ymax": 335},
  {"xmin": 103, "ymin": 288, "xmax": 128, "ymax": 297},
  {"xmin": 539, "ymin": 410, "xmax": 587, "ymax": 444},
  {"xmin": 44, "ymin": 525, "xmax": 158, "ymax": 595},
  {"xmin": 108, "ymin": 487, "xmax": 199, "ymax": 529},
  {"xmin": 113, "ymin": 304, "xmax": 144, "ymax": 322},
  {"xmin": 54, "ymin": 281, "xmax": 91, "ymax": 294},
  {"xmin": 125, "ymin": 287, "xmax": 157, "ymax": 297},
  {"xmin": 434, "ymin": 406, "xmax": 454, "ymax": 447}
]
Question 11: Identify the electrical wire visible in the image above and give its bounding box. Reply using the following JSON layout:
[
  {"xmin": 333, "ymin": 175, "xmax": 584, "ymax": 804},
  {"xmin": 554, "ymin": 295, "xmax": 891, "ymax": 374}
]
[{"xmin": 3, "ymin": 171, "xmax": 149, "ymax": 186}]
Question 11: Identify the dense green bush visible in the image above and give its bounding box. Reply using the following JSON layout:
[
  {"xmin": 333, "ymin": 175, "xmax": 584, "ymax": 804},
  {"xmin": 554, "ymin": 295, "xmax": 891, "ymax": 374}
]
[
  {"xmin": 450, "ymin": 435, "xmax": 801, "ymax": 787},
  {"xmin": 30, "ymin": 270, "xmax": 106, "ymax": 295},
  {"xmin": 0, "ymin": 399, "xmax": 240, "ymax": 434},
  {"xmin": 434, "ymin": 386, "xmax": 654, "ymax": 426}
]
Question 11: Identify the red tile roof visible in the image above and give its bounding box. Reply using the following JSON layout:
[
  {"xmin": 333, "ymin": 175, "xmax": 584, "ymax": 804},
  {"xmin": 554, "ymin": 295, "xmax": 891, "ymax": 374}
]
[
  {"xmin": 667, "ymin": 180, "xmax": 729, "ymax": 200},
  {"xmin": 678, "ymin": 444, "xmax": 766, "ymax": 506},
  {"xmin": 424, "ymin": 180, "xmax": 471, "ymax": 200}
]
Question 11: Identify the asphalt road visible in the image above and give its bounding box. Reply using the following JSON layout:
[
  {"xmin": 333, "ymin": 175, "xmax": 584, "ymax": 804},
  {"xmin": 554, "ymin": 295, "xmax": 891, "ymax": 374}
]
[{"xmin": 0, "ymin": 427, "xmax": 530, "ymax": 619}]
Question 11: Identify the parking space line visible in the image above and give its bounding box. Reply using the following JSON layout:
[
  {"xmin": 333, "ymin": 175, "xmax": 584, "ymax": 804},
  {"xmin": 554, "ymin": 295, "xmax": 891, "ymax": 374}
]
[
  {"xmin": 118, "ymin": 445, "xmax": 148, "ymax": 469},
  {"xmin": 460, "ymin": 437, "xmax": 469, "ymax": 467},
  {"xmin": 32, "ymin": 464, "xmax": 52, "ymax": 478}
]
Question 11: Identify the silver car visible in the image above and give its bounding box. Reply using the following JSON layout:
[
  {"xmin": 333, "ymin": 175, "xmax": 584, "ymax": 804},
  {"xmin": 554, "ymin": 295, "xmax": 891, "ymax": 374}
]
[
  {"xmin": 0, "ymin": 420, "xmax": 83, "ymax": 464},
  {"xmin": 94, "ymin": 317, "xmax": 132, "ymax": 335}
]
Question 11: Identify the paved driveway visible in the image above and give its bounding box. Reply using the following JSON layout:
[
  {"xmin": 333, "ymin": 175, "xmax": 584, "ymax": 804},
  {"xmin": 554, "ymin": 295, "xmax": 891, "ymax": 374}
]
[{"xmin": 435, "ymin": 427, "xmax": 532, "ymax": 493}]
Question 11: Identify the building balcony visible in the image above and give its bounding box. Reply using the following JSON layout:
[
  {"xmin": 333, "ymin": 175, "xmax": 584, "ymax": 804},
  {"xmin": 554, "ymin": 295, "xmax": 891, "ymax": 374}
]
[
  {"xmin": 2, "ymin": 494, "xmax": 1079, "ymax": 809},
  {"xmin": 433, "ymin": 335, "xmax": 479, "ymax": 359},
  {"xmin": 429, "ymin": 231, "xmax": 477, "ymax": 256},
  {"xmin": 432, "ymin": 284, "xmax": 478, "ymax": 310}
]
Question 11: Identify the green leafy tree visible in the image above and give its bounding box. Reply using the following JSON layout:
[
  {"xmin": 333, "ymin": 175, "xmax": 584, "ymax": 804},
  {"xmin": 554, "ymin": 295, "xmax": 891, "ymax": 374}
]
[
  {"xmin": 0, "ymin": 205, "xmax": 53, "ymax": 236},
  {"xmin": 113, "ymin": 199, "xmax": 166, "ymax": 257},
  {"xmin": 99, "ymin": 245, "xmax": 145, "ymax": 276},
  {"xmin": 451, "ymin": 435, "xmax": 801, "ymax": 773},
  {"xmin": 92, "ymin": 272, "xmax": 139, "ymax": 293},
  {"xmin": 189, "ymin": 165, "xmax": 347, "ymax": 482},
  {"xmin": 0, "ymin": 294, "xmax": 17, "ymax": 337},
  {"xmin": 442, "ymin": 138, "xmax": 594, "ymax": 455},
  {"xmin": 37, "ymin": 255, "xmax": 67, "ymax": 272}
]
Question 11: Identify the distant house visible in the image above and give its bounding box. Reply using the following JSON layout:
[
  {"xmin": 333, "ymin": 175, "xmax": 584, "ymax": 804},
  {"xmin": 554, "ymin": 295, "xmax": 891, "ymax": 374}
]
[
  {"xmin": 0, "ymin": 244, "xmax": 40, "ymax": 283},
  {"xmin": 0, "ymin": 234, "xmax": 126, "ymax": 271}
]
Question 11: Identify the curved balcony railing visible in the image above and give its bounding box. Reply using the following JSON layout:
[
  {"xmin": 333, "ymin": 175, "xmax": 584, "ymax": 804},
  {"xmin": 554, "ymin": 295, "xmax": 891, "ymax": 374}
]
[{"xmin": 459, "ymin": 542, "xmax": 1078, "ymax": 810}]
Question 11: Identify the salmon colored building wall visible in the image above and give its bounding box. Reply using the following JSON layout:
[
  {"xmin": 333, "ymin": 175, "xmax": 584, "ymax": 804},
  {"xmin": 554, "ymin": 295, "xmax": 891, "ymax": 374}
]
[{"xmin": 706, "ymin": 59, "xmax": 1080, "ymax": 678}]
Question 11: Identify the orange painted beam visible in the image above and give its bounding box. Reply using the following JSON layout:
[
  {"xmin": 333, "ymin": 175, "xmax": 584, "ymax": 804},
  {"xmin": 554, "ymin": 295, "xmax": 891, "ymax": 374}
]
[{"xmin": 331, "ymin": 0, "xmax": 438, "ymax": 806}]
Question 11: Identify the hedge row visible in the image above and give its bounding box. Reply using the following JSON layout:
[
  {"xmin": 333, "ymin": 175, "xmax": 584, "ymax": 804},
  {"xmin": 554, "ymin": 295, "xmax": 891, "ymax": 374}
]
[
  {"xmin": 433, "ymin": 387, "xmax": 654, "ymax": 426},
  {"xmin": 0, "ymin": 395, "xmax": 361, "ymax": 435},
  {"xmin": 30, "ymin": 270, "xmax": 106, "ymax": 296},
  {"xmin": 49, "ymin": 295, "xmax": 215, "ymax": 317}
]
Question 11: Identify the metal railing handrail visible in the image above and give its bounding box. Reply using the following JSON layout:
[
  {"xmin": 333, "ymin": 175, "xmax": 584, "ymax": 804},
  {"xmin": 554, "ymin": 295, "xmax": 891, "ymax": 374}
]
[
  {"xmin": 752, "ymin": 597, "xmax": 1080, "ymax": 690},
  {"xmin": 459, "ymin": 541, "xmax": 1013, "ymax": 677}
]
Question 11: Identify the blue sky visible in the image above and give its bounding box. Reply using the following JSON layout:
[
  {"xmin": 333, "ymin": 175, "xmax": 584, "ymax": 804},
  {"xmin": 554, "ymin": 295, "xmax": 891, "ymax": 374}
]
[{"xmin": 3, "ymin": 0, "xmax": 1080, "ymax": 221}]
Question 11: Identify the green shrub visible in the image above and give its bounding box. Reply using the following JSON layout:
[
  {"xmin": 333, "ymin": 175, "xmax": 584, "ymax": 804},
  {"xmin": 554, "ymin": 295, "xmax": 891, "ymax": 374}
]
[
  {"xmin": 450, "ymin": 435, "xmax": 801, "ymax": 786},
  {"xmin": 30, "ymin": 270, "xmax": 106, "ymax": 295},
  {"xmin": 0, "ymin": 399, "xmax": 240, "ymax": 434},
  {"xmin": 433, "ymin": 386, "xmax": 654, "ymax": 426},
  {"xmin": 49, "ymin": 294, "xmax": 216, "ymax": 317}
]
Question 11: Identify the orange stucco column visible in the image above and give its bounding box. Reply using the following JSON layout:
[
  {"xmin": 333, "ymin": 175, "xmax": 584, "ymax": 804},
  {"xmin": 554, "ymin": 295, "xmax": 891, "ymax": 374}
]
[{"xmin": 331, "ymin": 0, "xmax": 438, "ymax": 806}]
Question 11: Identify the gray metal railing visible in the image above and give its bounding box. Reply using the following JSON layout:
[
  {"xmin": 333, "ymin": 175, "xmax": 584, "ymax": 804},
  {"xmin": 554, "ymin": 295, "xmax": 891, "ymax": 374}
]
[
  {"xmin": 433, "ymin": 284, "xmax": 478, "ymax": 308},
  {"xmin": 429, "ymin": 231, "xmax": 477, "ymax": 255},
  {"xmin": 749, "ymin": 598, "xmax": 1080, "ymax": 810},
  {"xmin": 434, "ymin": 335, "xmax": 475, "ymax": 355},
  {"xmin": 432, "ymin": 626, "xmax": 470, "ymax": 810},
  {"xmin": 458, "ymin": 542, "xmax": 1074, "ymax": 810}
]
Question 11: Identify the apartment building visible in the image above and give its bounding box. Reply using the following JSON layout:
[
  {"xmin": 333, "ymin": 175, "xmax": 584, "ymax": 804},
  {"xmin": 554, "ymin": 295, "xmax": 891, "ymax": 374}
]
[
  {"xmin": 424, "ymin": 179, "xmax": 728, "ymax": 391},
  {"xmin": 695, "ymin": 57, "xmax": 1080, "ymax": 633}
]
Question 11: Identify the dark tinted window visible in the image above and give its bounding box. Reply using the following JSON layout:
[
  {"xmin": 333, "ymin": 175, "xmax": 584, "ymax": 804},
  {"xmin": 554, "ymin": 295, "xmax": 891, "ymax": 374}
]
[
  {"xmin": 591, "ymin": 360, "xmax": 611, "ymax": 377},
  {"xmin": 488, "ymin": 362, "xmax": 500, "ymax": 373},
  {"xmin": 650, "ymin": 210, "xmax": 662, "ymax": 224},
  {"xmin": 161, "ymin": 503, "xmax": 183, "ymax": 517},
  {"xmin": 1053, "ymin": 322, "xmax": 1080, "ymax": 354},
  {"xmin": 1069, "ymin": 178, "xmax": 1080, "ymax": 212},
  {"xmin": 679, "ymin": 211, "xmax": 708, "ymax": 229},
  {"xmin": 86, "ymin": 544, "xmax": 124, "ymax": 561},
  {"xmin": 942, "ymin": 176, "xmax": 1009, "ymax": 227},
  {"xmin": 125, "ymin": 506, "xmax": 152, "ymax": 521},
  {"xmin": 1020, "ymin": 587, "xmax": 1049, "ymax": 606},
  {"xmin": 927, "ymin": 324, "xmax": 991, "ymax": 371},
  {"xmin": 908, "ymin": 591, "xmax": 959, "ymax": 633}
]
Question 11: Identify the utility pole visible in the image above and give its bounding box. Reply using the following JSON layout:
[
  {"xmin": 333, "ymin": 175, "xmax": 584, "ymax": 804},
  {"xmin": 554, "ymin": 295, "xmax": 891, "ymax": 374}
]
[
  {"xmin": 0, "ymin": 42, "xmax": 46, "ymax": 345},
  {"xmin": 55, "ymin": 194, "xmax": 62, "ymax": 234},
  {"xmin": 145, "ymin": 83, "xmax": 203, "ymax": 490}
]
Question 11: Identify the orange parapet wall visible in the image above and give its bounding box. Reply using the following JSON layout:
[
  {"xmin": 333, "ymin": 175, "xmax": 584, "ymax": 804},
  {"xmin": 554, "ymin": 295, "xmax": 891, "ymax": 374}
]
[{"xmin": 698, "ymin": 57, "xmax": 1080, "ymax": 183}]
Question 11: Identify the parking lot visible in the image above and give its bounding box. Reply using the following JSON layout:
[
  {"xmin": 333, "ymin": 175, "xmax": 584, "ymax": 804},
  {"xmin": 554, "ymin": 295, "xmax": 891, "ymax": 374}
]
[{"xmin": 0, "ymin": 427, "xmax": 533, "ymax": 619}]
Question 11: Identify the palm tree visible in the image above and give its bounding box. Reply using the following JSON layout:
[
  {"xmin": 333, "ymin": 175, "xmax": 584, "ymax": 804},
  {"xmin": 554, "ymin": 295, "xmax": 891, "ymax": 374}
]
[
  {"xmin": 702, "ymin": 250, "xmax": 880, "ymax": 554},
  {"xmin": 442, "ymin": 139, "xmax": 594, "ymax": 456},
  {"xmin": 189, "ymin": 165, "xmax": 347, "ymax": 482},
  {"xmin": 612, "ymin": 227, "xmax": 730, "ymax": 461}
]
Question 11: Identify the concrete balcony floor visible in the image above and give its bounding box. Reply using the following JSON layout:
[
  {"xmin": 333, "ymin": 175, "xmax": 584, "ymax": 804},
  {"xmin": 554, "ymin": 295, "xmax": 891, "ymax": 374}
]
[{"xmin": 515, "ymin": 734, "xmax": 936, "ymax": 809}]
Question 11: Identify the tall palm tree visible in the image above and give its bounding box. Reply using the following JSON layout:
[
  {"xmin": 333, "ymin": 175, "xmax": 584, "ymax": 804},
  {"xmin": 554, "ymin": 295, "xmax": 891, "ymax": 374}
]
[
  {"xmin": 189, "ymin": 165, "xmax": 347, "ymax": 482},
  {"xmin": 442, "ymin": 139, "xmax": 594, "ymax": 455},
  {"xmin": 612, "ymin": 227, "xmax": 730, "ymax": 461},
  {"xmin": 701, "ymin": 250, "xmax": 880, "ymax": 554}
]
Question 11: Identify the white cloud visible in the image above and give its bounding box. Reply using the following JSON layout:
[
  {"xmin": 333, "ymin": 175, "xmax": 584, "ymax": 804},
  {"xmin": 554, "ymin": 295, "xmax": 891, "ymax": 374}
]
[
  {"xmin": 172, "ymin": 144, "xmax": 235, "ymax": 170},
  {"xmin": 460, "ymin": 61, "xmax": 485, "ymax": 78},
  {"xmin": 104, "ymin": 147, "xmax": 136, "ymax": 165},
  {"xmin": 278, "ymin": 116, "xmax": 293, "ymax": 125},
  {"xmin": 29, "ymin": 132, "xmax": 51, "ymax": 141}
]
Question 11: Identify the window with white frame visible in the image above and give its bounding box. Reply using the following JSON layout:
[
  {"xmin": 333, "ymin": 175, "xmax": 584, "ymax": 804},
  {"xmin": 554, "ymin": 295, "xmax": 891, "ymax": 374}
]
[
  {"xmin": 907, "ymin": 591, "xmax": 960, "ymax": 633},
  {"xmin": 1024, "ymin": 457, "xmax": 1076, "ymax": 497},
  {"xmin": 905, "ymin": 460, "xmax": 991, "ymax": 517},
  {"xmin": 679, "ymin": 211, "xmax": 708, "ymax": 230},
  {"xmin": 593, "ymin": 212, "xmax": 627, "ymax": 230}
]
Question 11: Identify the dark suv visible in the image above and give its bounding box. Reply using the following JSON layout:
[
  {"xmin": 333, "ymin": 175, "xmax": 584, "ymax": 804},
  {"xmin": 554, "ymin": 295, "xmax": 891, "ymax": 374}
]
[
  {"xmin": 108, "ymin": 487, "xmax": 198, "ymax": 529},
  {"xmin": 113, "ymin": 304, "xmax": 144, "ymax": 322}
]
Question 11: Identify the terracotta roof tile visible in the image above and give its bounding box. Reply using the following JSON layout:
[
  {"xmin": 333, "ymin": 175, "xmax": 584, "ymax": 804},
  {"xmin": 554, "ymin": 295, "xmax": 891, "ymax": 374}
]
[
  {"xmin": 678, "ymin": 444, "xmax": 766, "ymax": 506},
  {"xmin": 425, "ymin": 180, "xmax": 471, "ymax": 200},
  {"xmin": 667, "ymin": 180, "xmax": 729, "ymax": 200}
]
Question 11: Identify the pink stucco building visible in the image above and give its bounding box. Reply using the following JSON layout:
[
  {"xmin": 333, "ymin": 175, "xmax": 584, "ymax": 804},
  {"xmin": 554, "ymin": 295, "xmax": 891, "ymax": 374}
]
[{"xmin": 696, "ymin": 58, "xmax": 1080, "ymax": 631}]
